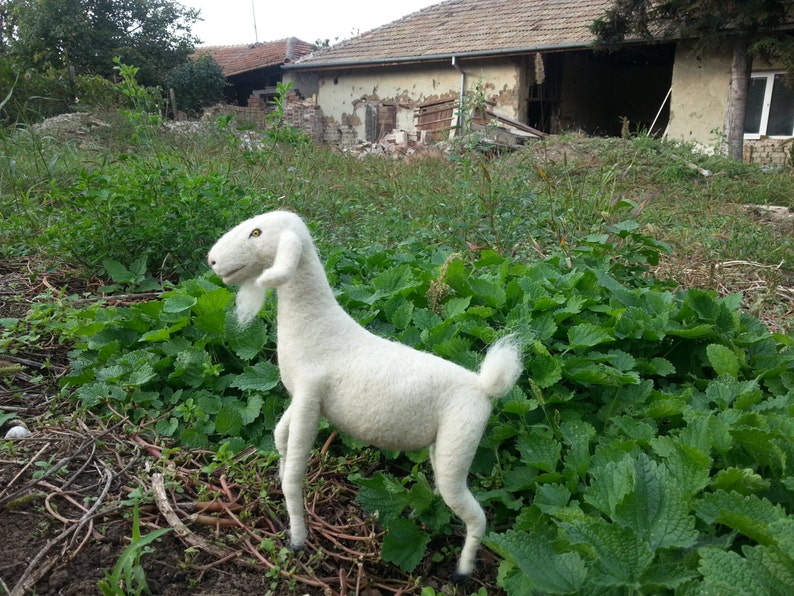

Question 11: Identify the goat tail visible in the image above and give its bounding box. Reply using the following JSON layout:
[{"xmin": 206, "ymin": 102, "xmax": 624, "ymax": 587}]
[{"xmin": 478, "ymin": 335, "xmax": 523, "ymax": 399}]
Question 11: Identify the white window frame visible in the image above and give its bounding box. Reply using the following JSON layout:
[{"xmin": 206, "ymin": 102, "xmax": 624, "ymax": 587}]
[{"xmin": 744, "ymin": 71, "xmax": 794, "ymax": 140}]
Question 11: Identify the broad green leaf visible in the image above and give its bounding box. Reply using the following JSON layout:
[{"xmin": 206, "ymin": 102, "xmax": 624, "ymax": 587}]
[
  {"xmin": 380, "ymin": 518, "xmax": 429, "ymax": 572},
  {"xmin": 240, "ymin": 395, "xmax": 263, "ymax": 425},
  {"xmin": 441, "ymin": 295, "xmax": 471, "ymax": 319},
  {"xmin": 372, "ymin": 265, "xmax": 417, "ymax": 296},
  {"xmin": 649, "ymin": 436, "xmax": 711, "ymax": 498},
  {"xmin": 711, "ymin": 467, "xmax": 770, "ymax": 495},
  {"xmin": 613, "ymin": 454, "xmax": 698, "ymax": 550},
  {"xmin": 706, "ymin": 343, "xmax": 740, "ymax": 377},
  {"xmin": 231, "ymin": 360, "xmax": 280, "ymax": 392},
  {"xmin": 468, "ymin": 277, "xmax": 506, "ymax": 308},
  {"xmin": 517, "ymin": 428, "xmax": 561, "ymax": 473},
  {"xmin": 695, "ymin": 490, "xmax": 787, "ymax": 546},
  {"xmin": 485, "ymin": 530, "xmax": 587, "ymax": 594},
  {"xmin": 226, "ymin": 319, "xmax": 267, "ymax": 361},
  {"xmin": 585, "ymin": 455, "xmax": 635, "ymax": 517},
  {"xmin": 744, "ymin": 544, "xmax": 794, "ymax": 595},
  {"xmin": 163, "ymin": 293, "xmax": 198, "ymax": 314},
  {"xmin": 697, "ymin": 547, "xmax": 767, "ymax": 596},
  {"xmin": 356, "ymin": 473, "xmax": 409, "ymax": 524},
  {"xmin": 564, "ymin": 517, "xmax": 654, "ymax": 587},
  {"xmin": 526, "ymin": 341, "xmax": 563, "ymax": 388},
  {"xmin": 215, "ymin": 404, "xmax": 243, "ymax": 435},
  {"xmin": 567, "ymin": 323, "xmax": 614, "ymax": 349}
]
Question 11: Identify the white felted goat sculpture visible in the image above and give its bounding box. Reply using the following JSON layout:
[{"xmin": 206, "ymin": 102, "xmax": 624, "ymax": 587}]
[{"xmin": 207, "ymin": 211, "xmax": 523, "ymax": 578}]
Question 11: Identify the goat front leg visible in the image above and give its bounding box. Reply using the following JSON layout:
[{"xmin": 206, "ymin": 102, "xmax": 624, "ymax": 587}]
[{"xmin": 278, "ymin": 397, "xmax": 320, "ymax": 549}]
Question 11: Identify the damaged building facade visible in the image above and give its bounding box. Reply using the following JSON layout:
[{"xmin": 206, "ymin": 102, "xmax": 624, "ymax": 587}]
[{"xmin": 280, "ymin": 0, "xmax": 793, "ymax": 165}]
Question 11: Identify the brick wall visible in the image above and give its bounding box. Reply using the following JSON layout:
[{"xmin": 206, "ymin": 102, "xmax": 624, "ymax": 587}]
[{"xmin": 744, "ymin": 138, "xmax": 793, "ymax": 167}]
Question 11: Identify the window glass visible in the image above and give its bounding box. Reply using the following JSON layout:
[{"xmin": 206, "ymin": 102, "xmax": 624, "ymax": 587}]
[
  {"xmin": 767, "ymin": 74, "xmax": 794, "ymax": 136},
  {"xmin": 744, "ymin": 76, "xmax": 766, "ymax": 134}
]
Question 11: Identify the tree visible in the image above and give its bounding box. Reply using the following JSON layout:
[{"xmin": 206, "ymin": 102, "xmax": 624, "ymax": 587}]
[
  {"xmin": 3, "ymin": 0, "xmax": 200, "ymax": 86},
  {"xmin": 164, "ymin": 53, "xmax": 226, "ymax": 116},
  {"xmin": 591, "ymin": 0, "xmax": 794, "ymax": 160}
]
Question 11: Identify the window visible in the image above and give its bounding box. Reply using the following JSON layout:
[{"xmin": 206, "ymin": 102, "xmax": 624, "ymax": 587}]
[{"xmin": 744, "ymin": 73, "xmax": 794, "ymax": 138}]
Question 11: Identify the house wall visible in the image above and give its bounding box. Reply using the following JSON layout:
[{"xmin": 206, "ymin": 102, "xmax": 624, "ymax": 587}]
[
  {"xmin": 666, "ymin": 42, "xmax": 792, "ymax": 165},
  {"xmin": 665, "ymin": 42, "xmax": 730, "ymax": 150},
  {"xmin": 285, "ymin": 58, "xmax": 523, "ymax": 145}
]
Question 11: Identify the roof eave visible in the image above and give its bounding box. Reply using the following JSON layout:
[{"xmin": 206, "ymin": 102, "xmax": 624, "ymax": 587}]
[{"xmin": 282, "ymin": 42, "xmax": 596, "ymax": 71}]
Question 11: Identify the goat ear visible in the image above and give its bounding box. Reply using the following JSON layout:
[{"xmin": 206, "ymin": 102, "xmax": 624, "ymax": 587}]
[{"xmin": 255, "ymin": 229, "xmax": 303, "ymax": 288}]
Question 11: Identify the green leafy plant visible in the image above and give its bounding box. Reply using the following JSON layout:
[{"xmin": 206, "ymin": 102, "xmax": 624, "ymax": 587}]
[{"xmin": 98, "ymin": 501, "xmax": 171, "ymax": 596}]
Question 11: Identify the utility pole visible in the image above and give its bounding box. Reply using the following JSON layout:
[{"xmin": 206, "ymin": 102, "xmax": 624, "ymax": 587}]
[{"xmin": 251, "ymin": 0, "xmax": 259, "ymax": 42}]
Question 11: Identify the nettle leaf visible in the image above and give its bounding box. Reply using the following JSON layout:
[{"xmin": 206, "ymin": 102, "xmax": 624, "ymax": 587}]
[
  {"xmin": 517, "ymin": 428, "xmax": 561, "ymax": 473},
  {"xmin": 649, "ymin": 436, "xmax": 711, "ymax": 498},
  {"xmin": 380, "ymin": 518, "xmax": 429, "ymax": 573},
  {"xmin": 695, "ymin": 490, "xmax": 788, "ymax": 546},
  {"xmin": 356, "ymin": 472, "xmax": 409, "ymax": 524},
  {"xmin": 585, "ymin": 455, "xmax": 635, "ymax": 517},
  {"xmin": 567, "ymin": 323, "xmax": 615, "ymax": 349},
  {"xmin": 711, "ymin": 467, "xmax": 770, "ymax": 495},
  {"xmin": 412, "ymin": 308, "xmax": 442, "ymax": 331},
  {"xmin": 564, "ymin": 517, "xmax": 654, "ymax": 587},
  {"xmin": 526, "ymin": 341, "xmax": 563, "ymax": 389},
  {"xmin": 441, "ymin": 295, "xmax": 471, "ymax": 319},
  {"xmin": 486, "ymin": 530, "xmax": 587, "ymax": 594},
  {"xmin": 383, "ymin": 296, "xmax": 414, "ymax": 330},
  {"xmin": 215, "ymin": 404, "xmax": 244, "ymax": 435},
  {"xmin": 163, "ymin": 293, "xmax": 198, "ymax": 314},
  {"xmin": 240, "ymin": 394, "xmax": 263, "ymax": 425},
  {"xmin": 697, "ymin": 547, "xmax": 767, "ymax": 596},
  {"xmin": 744, "ymin": 544, "xmax": 794, "ymax": 594},
  {"xmin": 613, "ymin": 454, "xmax": 698, "ymax": 550},
  {"xmin": 706, "ymin": 343, "xmax": 741, "ymax": 377},
  {"xmin": 468, "ymin": 276, "xmax": 506, "ymax": 308},
  {"xmin": 372, "ymin": 265, "xmax": 418, "ymax": 296},
  {"xmin": 225, "ymin": 318, "xmax": 268, "ymax": 361},
  {"xmin": 231, "ymin": 360, "xmax": 280, "ymax": 392}
]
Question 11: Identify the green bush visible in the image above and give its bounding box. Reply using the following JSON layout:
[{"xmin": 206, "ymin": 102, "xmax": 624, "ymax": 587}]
[{"xmin": 164, "ymin": 54, "xmax": 227, "ymax": 117}]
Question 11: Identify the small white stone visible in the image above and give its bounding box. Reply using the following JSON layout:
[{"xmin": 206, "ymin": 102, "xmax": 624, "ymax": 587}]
[{"xmin": 4, "ymin": 425, "xmax": 31, "ymax": 439}]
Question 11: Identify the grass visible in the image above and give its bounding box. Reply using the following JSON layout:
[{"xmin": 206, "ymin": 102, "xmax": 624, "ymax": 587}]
[{"xmin": 2, "ymin": 111, "xmax": 792, "ymax": 279}]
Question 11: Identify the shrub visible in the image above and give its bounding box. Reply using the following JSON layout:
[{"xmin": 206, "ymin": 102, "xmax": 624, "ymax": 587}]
[{"xmin": 164, "ymin": 54, "xmax": 227, "ymax": 117}]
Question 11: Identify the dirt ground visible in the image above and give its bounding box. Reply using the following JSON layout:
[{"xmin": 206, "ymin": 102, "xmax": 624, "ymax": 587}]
[{"xmin": 0, "ymin": 261, "xmax": 498, "ymax": 595}]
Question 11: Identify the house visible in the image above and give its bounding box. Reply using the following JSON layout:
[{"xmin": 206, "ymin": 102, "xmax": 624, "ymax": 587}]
[
  {"xmin": 195, "ymin": 38, "xmax": 315, "ymax": 107},
  {"xmin": 282, "ymin": 0, "xmax": 794, "ymax": 164}
]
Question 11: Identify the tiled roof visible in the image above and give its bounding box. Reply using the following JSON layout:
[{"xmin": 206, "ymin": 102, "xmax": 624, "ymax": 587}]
[
  {"xmin": 288, "ymin": 0, "xmax": 613, "ymax": 68},
  {"xmin": 195, "ymin": 38, "xmax": 315, "ymax": 77}
]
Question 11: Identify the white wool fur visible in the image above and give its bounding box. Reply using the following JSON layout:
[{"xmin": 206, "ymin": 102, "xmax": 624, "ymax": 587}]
[{"xmin": 207, "ymin": 211, "xmax": 523, "ymax": 577}]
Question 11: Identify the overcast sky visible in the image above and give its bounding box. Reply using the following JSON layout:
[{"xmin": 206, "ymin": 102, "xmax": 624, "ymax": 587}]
[{"xmin": 179, "ymin": 0, "xmax": 441, "ymax": 47}]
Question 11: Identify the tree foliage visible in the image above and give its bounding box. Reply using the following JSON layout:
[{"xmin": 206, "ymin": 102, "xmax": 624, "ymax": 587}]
[
  {"xmin": 2, "ymin": 0, "xmax": 200, "ymax": 86},
  {"xmin": 591, "ymin": 1, "xmax": 794, "ymax": 160},
  {"xmin": 164, "ymin": 53, "xmax": 227, "ymax": 116}
]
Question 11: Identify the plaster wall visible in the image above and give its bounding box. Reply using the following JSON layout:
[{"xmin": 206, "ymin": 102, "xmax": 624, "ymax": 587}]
[
  {"xmin": 285, "ymin": 59, "xmax": 522, "ymax": 141},
  {"xmin": 665, "ymin": 42, "xmax": 731, "ymax": 147}
]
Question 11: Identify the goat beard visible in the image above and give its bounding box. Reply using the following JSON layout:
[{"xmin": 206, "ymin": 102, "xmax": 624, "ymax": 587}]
[{"xmin": 234, "ymin": 280, "xmax": 267, "ymax": 327}]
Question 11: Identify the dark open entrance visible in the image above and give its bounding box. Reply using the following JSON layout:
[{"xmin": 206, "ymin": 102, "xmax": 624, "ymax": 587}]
[{"xmin": 528, "ymin": 43, "xmax": 676, "ymax": 136}]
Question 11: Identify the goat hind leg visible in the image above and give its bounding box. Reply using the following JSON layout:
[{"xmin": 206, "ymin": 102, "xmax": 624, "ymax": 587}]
[
  {"xmin": 274, "ymin": 405, "xmax": 292, "ymax": 483},
  {"xmin": 433, "ymin": 420, "xmax": 489, "ymax": 578}
]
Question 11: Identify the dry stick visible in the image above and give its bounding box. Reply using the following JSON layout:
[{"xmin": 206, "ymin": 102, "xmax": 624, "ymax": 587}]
[
  {"xmin": 151, "ymin": 474, "xmax": 231, "ymax": 554},
  {"xmin": 10, "ymin": 464, "xmax": 114, "ymax": 596}
]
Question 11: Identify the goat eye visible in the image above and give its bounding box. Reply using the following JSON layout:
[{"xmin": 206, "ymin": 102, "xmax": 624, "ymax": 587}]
[{"xmin": 250, "ymin": 228, "xmax": 261, "ymax": 238}]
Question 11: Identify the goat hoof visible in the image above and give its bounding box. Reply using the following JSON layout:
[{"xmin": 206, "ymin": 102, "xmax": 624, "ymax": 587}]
[{"xmin": 451, "ymin": 571, "xmax": 469, "ymax": 585}]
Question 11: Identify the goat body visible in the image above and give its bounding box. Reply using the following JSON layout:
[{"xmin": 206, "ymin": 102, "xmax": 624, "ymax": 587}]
[{"xmin": 208, "ymin": 211, "xmax": 523, "ymax": 578}]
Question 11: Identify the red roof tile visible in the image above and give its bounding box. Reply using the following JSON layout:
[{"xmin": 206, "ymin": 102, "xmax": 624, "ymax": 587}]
[
  {"xmin": 195, "ymin": 38, "xmax": 315, "ymax": 77},
  {"xmin": 288, "ymin": 0, "xmax": 614, "ymax": 68}
]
